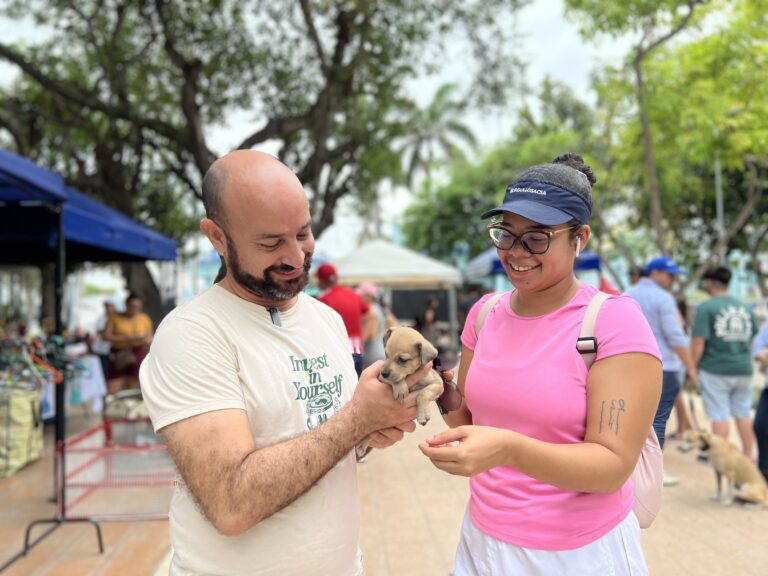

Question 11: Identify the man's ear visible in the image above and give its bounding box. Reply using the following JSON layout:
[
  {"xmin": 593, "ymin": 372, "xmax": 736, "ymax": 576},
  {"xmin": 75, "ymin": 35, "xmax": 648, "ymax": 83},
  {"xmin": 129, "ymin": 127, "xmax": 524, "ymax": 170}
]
[{"xmin": 200, "ymin": 218, "xmax": 227, "ymax": 256}]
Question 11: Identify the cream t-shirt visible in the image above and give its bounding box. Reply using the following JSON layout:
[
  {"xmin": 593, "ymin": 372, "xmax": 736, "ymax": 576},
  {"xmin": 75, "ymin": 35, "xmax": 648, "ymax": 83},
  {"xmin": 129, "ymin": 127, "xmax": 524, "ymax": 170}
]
[{"xmin": 140, "ymin": 286, "xmax": 362, "ymax": 576}]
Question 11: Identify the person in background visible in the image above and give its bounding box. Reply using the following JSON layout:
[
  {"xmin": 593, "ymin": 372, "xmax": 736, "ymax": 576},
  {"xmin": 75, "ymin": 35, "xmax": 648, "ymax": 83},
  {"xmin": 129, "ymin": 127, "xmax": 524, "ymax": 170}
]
[
  {"xmin": 91, "ymin": 299, "xmax": 116, "ymax": 379},
  {"xmin": 458, "ymin": 284, "xmax": 483, "ymax": 334},
  {"xmin": 356, "ymin": 282, "xmax": 387, "ymax": 369},
  {"xmin": 669, "ymin": 297, "xmax": 694, "ymax": 439},
  {"xmin": 140, "ymin": 151, "xmax": 449, "ymax": 575},
  {"xmin": 415, "ymin": 294, "xmax": 440, "ymax": 345},
  {"xmin": 104, "ymin": 294, "xmax": 153, "ymax": 394},
  {"xmin": 316, "ymin": 263, "xmax": 374, "ymax": 376},
  {"xmin": 420, "ymin": 153, "xmax": 661, "ymax": 575},
  {"xmin": 750, "ymin": 320, "xmax": 768, "ymax": 481},
  {"xmin": 625, "ymin": 256, "xmax": 699, "ymax": 487},
  {"xmin": 629, "ymin": 266, "xmax": 646, "ymax": 286},
  {"xmin": 691, "ymin": 266, "xmax": 758, "ymax": 460}
]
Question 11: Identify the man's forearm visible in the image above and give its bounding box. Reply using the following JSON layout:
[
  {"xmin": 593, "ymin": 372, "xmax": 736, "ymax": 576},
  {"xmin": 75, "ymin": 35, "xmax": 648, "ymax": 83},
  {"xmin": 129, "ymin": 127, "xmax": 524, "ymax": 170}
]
[
  {"xmin": 675, "ymin": 345, "xmax": 697, "ymax": 373},
  {"xmin": 217, "ymin": 403, "xmax": 367, "ymax": 534}
]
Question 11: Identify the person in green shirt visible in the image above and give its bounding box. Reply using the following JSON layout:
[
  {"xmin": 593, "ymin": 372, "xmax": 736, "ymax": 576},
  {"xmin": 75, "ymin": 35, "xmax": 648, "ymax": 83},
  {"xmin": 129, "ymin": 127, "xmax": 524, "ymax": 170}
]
[{"xmin": 691, "ymin": 266, "xmax": 758, "ymax": 460}]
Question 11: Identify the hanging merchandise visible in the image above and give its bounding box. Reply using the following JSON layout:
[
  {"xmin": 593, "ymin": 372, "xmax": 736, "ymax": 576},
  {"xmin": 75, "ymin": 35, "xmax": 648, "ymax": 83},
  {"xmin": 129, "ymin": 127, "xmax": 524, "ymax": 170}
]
[{"xmin": 0, "ymin": 339, "xmax": 47, "ymax": 477}]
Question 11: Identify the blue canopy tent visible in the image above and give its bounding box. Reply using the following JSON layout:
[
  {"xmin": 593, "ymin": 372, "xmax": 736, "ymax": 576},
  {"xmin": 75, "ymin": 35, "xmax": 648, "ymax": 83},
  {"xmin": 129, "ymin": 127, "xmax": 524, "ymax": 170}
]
[
  {"xmin": 0, "ymin": 147, "xmax": 176, "ymax": 566},
  {"xmin": 575, "ymin": 250, "xmax": 601, "ymax": 271}
]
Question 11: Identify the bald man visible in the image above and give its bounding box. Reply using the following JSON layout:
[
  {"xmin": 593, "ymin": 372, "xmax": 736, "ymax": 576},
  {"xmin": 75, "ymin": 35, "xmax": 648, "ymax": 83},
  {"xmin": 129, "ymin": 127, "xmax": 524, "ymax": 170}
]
[{"xmin": 140, "ymin": 151, "xmax": 440, "ymax": 575}]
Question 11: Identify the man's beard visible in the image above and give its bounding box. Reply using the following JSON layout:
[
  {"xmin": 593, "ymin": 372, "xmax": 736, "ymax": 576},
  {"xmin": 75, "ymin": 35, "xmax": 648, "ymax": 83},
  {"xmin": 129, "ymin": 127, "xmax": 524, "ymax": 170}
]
[{"xmin": 226, "ymin": 236, "xmax": 312, "ymax": 301}]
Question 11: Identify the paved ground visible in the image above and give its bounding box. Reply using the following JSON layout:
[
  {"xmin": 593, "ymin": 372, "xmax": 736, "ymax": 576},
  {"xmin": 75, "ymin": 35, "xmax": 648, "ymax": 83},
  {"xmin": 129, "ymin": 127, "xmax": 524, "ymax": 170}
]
[{"xmin": 2, "ymin": 394, "xmax": 766, "ymax": 575}]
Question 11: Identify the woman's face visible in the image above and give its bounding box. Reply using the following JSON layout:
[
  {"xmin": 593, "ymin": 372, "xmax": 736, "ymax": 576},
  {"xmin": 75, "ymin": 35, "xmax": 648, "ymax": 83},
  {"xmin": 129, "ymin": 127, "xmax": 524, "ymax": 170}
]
[{"xmin": 495, "ymin": 213, "xmax": 585, "ymax": 293}]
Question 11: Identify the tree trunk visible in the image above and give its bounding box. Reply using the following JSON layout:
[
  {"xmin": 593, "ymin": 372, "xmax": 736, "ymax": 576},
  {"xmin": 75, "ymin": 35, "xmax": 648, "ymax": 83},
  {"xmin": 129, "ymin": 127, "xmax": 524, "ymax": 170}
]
[
  {"xmin": 39, "ymin": 263, "xmax": 55, "ymax": 326},
  {"xmin": 120, "ymin": 262, "xmax": 165, "ymax": 327},
  {"xmin": 633, "ymin": 54, "xmax": 667, "ymax": 255},
  {"xmin": 748, "ymin": 229, "xmax": 768, "ymax": 298}
]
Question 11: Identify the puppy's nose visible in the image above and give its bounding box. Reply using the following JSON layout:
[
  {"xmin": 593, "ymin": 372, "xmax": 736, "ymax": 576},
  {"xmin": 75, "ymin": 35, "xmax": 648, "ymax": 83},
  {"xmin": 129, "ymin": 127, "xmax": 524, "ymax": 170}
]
[{"xmin": 380, "ymin": 369, "xmax": 390, "ymax": 379}]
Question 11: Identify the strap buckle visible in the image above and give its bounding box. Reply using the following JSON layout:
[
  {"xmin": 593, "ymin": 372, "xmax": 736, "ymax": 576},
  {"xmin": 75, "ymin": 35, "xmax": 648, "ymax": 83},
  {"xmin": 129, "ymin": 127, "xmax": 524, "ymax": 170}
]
[{"xmin": 576, "ymin": 337, "xmax": 598, "ymax": 355}]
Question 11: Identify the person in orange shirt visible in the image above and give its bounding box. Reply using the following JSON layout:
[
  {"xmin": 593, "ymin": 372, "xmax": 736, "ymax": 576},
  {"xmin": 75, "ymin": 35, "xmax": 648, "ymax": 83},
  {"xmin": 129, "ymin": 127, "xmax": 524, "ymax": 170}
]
[{"xmin": 104, "ymin": 293, "xmax": 153, "ymax": 394}]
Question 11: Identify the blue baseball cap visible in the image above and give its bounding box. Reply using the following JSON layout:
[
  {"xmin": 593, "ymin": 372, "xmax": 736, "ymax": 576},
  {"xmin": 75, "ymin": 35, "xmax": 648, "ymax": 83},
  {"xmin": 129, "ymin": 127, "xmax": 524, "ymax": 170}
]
[
  {"xmin": 481, "ymin": 164, "xmax": 593, "ymax": 225},
  {"xmin": 645, "ymin": 256, "xmax": 683, "ymax": 275}
]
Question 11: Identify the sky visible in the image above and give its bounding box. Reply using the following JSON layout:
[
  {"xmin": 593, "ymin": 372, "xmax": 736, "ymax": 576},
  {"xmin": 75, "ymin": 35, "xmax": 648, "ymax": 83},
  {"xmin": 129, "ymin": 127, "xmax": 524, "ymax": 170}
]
[{"xmin": 0, "ymin": 0, "xmax": 633, "ymax": 262}]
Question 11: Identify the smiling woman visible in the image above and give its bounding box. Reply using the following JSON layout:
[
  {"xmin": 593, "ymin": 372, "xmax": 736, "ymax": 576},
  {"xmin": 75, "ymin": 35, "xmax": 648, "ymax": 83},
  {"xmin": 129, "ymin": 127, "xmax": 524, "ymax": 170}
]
[{"xmin": 419, "ymin": 153, "xmax": 664, "ymax": 576}]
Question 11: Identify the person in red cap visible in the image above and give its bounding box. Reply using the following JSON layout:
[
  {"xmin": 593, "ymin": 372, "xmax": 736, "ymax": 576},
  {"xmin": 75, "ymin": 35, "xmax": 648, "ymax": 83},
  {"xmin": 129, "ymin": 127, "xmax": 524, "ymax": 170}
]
[{"xmin": 316, "ymin": 262, "xmax": 373, "ymax": 376}]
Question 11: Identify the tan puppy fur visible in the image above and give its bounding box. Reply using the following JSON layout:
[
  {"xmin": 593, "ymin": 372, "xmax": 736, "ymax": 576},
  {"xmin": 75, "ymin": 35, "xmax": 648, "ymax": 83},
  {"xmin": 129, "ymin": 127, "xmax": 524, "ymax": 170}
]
[
  {"xmin": 684, "ymin": 429, "xmax": 767, "ymax": 506},
  {"xmin": 380, "ymin": 326, "xmax": 444, "ymax": 426}
]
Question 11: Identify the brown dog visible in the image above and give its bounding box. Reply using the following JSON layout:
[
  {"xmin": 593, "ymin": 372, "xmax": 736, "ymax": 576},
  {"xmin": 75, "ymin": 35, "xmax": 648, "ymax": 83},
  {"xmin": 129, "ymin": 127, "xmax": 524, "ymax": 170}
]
[
  {"xmin": 355, "ymin": 327, "xmax": 446, "ymax": 460},
  {"xmin": 380, "ymin": 326, "xmax": 445, "ymax": 426},
  {"xmin": 684, "ymin": 429, "xmax": 767, "ymax": 506}
]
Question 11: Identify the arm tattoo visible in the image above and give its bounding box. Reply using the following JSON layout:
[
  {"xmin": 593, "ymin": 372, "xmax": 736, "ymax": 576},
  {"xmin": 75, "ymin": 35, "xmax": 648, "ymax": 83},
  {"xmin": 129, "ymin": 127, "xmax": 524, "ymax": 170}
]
[{"xmin": 600, "ymin": 398, "xmax": 626, "ymax": 436}]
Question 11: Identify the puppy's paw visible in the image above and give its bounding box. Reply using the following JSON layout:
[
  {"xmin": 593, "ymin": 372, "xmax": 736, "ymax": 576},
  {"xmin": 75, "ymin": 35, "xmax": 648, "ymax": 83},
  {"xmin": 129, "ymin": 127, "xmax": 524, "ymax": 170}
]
[
  {"xmin": 417, "ymin": 412, "xmax": 431, "ymax": 426},
  {"xmin": 393, "ymin": 382, "xmax": 408, "ymax": 401}
]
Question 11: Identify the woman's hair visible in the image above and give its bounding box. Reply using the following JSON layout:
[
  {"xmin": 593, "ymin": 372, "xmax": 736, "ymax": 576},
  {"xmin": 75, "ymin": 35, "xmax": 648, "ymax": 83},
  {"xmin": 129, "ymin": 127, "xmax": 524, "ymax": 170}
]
[
  {"xmin": 552, "ymin": 152, "xmax": 596, "ymax": 187},
  {"xmin": 551, "ymin": 152, "xmax": 595, "ymax": 238}
]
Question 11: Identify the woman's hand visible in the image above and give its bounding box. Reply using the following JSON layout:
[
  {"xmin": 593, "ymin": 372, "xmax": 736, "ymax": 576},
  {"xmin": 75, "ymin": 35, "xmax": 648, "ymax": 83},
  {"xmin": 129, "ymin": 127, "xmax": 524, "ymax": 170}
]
[{"xmin": 418, "ymin": 425, "xmax": 513, "ymax": 477}]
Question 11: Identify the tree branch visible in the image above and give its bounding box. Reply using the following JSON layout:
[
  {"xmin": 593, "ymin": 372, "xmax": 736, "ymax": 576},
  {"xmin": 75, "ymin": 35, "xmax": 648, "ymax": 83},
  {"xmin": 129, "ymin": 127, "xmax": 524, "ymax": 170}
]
[
  {"xmin": 154, "ymin": 0, "xmax": 215, "ymax": 175},
  {"xmin": 681, "ymin": 154, "xmax": 767, "ymax": 292},
  {"xmin": 299, "ymin": 0, "xmax": 328, "ymax": 74},
  {"xmin": 0, "ymin": 41, "xmax": 186, "ymax": 146}
]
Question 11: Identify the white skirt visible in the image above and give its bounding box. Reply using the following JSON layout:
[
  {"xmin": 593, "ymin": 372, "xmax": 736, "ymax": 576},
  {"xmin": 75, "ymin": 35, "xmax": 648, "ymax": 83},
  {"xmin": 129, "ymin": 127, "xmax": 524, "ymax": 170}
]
[{"xmin": 454, "ymin": 507, "xmax": 648, "ymax": 576}]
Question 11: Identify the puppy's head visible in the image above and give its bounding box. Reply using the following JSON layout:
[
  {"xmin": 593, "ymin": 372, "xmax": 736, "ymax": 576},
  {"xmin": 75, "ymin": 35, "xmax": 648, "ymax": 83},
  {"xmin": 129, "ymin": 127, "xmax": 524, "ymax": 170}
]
[
  {"xmin": 684, "ymin": 429, "xmax": 725, "ymax": 453},
  {"xmin": 379, "ymin": 326, "xmax": 438, "ymax": 385}
]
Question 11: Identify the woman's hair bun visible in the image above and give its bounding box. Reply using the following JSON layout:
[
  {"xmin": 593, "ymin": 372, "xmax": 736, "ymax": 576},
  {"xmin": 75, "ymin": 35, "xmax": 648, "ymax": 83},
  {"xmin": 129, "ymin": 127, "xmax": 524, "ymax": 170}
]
[{"xmin": 552, "ymin": 153, "xmax": 596, "ymax": 187}]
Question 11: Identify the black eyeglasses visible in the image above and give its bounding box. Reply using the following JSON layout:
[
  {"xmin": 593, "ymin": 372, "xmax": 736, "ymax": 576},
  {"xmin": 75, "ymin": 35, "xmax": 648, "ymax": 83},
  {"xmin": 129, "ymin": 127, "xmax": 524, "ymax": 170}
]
[{"xmin": 487, "ymin": 224, "xmax": 576, "ymax": 254}]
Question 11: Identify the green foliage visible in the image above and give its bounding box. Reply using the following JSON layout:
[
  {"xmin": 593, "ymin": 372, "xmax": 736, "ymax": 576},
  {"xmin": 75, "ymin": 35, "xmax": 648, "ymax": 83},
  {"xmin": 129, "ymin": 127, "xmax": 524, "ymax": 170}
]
[
  {"xmin": 0, "ymin": 0, "xmax": 530, "ymax": 244},
  {"xmin": 400, "ymin": 79, "xmax": 601, "ymax": 264},
  {"xmin": 563, "ymin": 0, "xmax": 715, "ymax": 37},
  {"xmin": 597, "ymin": 0, "xmax": 768, "ymax": 262}
]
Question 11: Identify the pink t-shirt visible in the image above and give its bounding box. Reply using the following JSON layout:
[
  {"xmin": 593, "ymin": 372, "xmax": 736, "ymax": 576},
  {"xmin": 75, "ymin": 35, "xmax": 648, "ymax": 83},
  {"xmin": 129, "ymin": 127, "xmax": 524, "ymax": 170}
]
[{"xmin": 461, "ymin": 284, "xmax": 661, "ymax": 550}]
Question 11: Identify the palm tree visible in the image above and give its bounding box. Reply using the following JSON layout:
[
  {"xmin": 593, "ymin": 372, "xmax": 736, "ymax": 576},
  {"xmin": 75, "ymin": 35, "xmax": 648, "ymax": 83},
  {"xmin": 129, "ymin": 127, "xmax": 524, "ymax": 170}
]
[{"xmin": 398, "ymin": 83, "xmax": 477, "ymax": 186}]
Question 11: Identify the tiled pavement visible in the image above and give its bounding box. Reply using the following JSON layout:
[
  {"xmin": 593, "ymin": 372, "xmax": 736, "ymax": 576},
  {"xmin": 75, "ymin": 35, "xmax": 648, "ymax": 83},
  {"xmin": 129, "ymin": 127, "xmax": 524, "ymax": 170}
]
[{"xmin": 2, "ymin": 394, "xmax": 767, "ymax": 575}]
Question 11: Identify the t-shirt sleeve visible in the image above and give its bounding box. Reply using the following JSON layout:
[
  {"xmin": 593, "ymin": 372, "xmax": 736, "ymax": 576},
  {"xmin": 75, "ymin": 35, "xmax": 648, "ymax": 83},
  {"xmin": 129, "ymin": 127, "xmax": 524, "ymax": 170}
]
[
  {"xmin": 594, "ymin": 295, "xmax": 662, "ymax": 363},
  {"xmin": 691, "ymin": 303, "xmax": 711, "ymax": 339},
  {"xmin": 461, "ymin": 292, "xmax": 501, "ymax": 351},
  {"xmin": 140, "ymin": 315, "xmax": 245, "ymax": 432}
]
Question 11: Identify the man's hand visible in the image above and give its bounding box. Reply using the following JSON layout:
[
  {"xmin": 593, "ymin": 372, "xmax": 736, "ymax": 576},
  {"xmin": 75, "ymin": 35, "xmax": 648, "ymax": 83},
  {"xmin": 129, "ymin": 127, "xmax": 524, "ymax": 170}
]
[
  {"xmin": 366, "ymin": 421, "xmax": 417, "ymax": 449},
  {"xmin": 684, "ymin": 369, "xmax": 699, "ymax": 391}
]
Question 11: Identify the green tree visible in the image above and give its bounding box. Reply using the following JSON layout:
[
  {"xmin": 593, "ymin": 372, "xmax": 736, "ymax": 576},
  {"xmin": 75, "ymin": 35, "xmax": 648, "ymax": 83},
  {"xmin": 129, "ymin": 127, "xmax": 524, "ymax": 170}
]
[
  {"xmin": 0, "ymin": 0, "xmax": 529, "ymax": 315},
  {"xmin": 402, "ymin": 81, "xmax": 594, "ymax": 263},
  {"xmin": 590, "ymin": 0, "xmax": 768, "ymax": 289},
  {"xmin": 565, "ymin": 0, "xmax": 711, "ymax": 254},
  {"xmin": 398, "ymin": 82, "xmax": 478, "ymax": 185}
]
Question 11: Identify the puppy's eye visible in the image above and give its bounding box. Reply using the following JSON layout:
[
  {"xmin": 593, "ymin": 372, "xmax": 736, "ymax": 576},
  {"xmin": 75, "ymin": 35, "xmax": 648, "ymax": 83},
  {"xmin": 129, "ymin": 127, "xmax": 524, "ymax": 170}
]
[{"xmin": 397, "ymin": 356, "xmax": 408, "ymax": 365}]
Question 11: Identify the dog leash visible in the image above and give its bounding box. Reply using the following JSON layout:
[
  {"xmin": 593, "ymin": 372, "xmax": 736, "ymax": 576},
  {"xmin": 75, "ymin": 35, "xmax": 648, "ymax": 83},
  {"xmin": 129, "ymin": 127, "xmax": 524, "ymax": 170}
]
[{"xmin": 687, "ymin": 388, "xmax": 703, "ymax": 430}]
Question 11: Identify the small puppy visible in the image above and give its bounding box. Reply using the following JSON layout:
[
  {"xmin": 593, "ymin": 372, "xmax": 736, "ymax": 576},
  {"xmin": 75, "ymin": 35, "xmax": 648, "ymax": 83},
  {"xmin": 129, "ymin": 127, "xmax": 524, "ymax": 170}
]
[
  {"xmin": 380, "ymin": 326, "xmax": 445, "ymax": 426},
  {"xmin": 684, "ymin": 429, "xmax": 767, "ymax": 506}
]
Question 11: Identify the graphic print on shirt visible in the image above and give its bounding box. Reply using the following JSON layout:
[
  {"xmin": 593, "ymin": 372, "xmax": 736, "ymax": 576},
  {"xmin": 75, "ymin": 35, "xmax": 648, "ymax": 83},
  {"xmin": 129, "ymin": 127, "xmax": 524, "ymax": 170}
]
[
  {"xmin": 289, "ymin": 353, "xmax": 343, "ymax": 430},
  {"xmin": 713, "ymin": 306, "xmax": 753, "ymax": 342}
]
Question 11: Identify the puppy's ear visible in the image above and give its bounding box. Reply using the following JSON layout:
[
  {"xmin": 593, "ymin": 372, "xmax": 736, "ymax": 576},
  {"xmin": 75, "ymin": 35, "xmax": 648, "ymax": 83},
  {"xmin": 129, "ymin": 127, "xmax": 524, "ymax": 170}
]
[
  {"xmin": 416, "ymin": 338, "xmax": 438, "ymax": 365},
  {"xmin": 383, "ymin": 327, "xmax": 395, "ymax": 347}
]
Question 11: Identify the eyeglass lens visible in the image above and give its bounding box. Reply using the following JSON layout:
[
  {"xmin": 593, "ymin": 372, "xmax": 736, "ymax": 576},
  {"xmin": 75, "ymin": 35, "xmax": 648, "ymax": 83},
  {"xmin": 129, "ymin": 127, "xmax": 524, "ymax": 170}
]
[{"xmin": 489, "ymin": 228, "xmax": 552, "ymax": 254}]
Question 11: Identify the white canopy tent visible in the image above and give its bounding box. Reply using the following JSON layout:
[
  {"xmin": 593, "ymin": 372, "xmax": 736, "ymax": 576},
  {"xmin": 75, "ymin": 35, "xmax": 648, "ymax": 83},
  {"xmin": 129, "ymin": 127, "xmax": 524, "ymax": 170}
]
[{"xmin": 331, "ymin": 239, "xmax": 462, "ymax": 348}]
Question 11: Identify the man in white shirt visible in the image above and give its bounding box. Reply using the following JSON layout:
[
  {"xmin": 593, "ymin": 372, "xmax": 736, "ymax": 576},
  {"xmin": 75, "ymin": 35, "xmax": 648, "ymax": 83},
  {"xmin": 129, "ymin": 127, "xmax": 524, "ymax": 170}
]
[{"xmin": 141, "ymin": 151, "xmax": 441, "ymax": 575}]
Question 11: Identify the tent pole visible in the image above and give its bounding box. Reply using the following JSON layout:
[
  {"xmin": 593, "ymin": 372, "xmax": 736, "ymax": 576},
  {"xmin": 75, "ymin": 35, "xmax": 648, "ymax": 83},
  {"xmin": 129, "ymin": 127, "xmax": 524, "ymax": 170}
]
[{"xmin": 53, "ymin": 202, "xmax": 66, "ymax": 519}]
